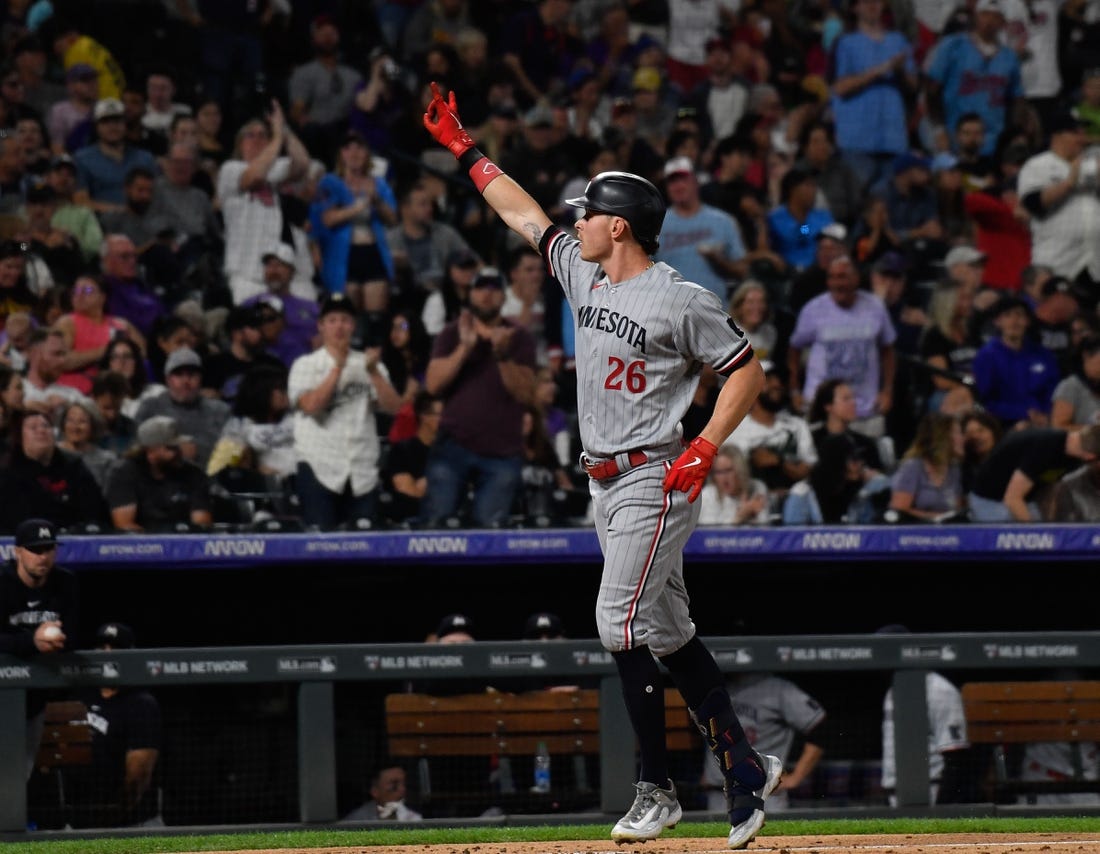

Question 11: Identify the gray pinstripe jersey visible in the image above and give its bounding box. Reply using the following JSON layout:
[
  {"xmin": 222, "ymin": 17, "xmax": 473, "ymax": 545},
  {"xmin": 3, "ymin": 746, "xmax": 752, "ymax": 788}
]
[{"xmin": 543, "ymin": 228, "xmax": 752, "ymax": 459}]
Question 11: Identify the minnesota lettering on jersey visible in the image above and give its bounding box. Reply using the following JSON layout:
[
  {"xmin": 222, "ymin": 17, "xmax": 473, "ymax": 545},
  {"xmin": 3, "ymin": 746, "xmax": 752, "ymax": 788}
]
[{"xmin": 576, "ymin": 305, "xmax": 648, "ymax": 354}]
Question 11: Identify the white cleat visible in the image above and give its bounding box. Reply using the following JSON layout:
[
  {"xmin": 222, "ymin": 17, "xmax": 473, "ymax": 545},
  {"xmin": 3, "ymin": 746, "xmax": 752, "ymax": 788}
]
[
  {"xmin": 727, "ymin": 753, "xmax": 783, "ymax": 850},
  {"xmin": 611, "ymin": 780, "xmax": 683, "ymax": 843}
]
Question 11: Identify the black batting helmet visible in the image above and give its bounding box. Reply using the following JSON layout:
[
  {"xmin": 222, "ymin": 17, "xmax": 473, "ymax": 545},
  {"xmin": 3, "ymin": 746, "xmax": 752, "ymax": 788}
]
[{"xmin": 565, "ymin": 171, "xmax": 665, "ymax": 255}]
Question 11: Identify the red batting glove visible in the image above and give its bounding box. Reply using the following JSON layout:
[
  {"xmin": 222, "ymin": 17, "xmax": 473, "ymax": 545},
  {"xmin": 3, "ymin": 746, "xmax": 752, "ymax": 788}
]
[
  {"xmin": 663, "ymin": 437, "xmax": 719, "ymax": 503},
  {"xmin": 422, "ymin": 81, "xmax": 476, "ymax": 160}
]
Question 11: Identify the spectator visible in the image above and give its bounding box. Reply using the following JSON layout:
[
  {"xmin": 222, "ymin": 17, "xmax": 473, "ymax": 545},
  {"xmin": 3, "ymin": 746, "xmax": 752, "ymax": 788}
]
[
  {"xmin": 950, "ymin": 113, "xmax": 997, "ymax": 192},
  {"xmin": 874, "ymin": 153, "xmax": 944, "ymax": 259},
  {"xmin": 500, "ymin": 245, "xmax": 550, "ymax": 364},
  {"xmin": 850, "ymin": 194, "xmax": 903, "ymax": 270},
  {"xmin": 0, "ymin": 243, "xmax": 42, "ymax": 330},
  {"xmin": 21, "ymin": 327, "xmax": 89, "ymax": 415},
  {"xmin": 1032, "ymin": 276, "xmax": 1080, "ymax": 376},
  {"xmin": 421, "ymin": 249, "xmax": 479, "ymax": 337},
  {"xmin": 728, "ymin": 279, "xmax": 786, "ymax": 369},
  {"xmin": 53, "ymin": 275, "xmax": 143, "ymax": 395},
  {"xmin": 968, "ymin": 424, "xmax": 1100, "ymax": 521},
  {"xmin": 422, "ymin": 268, "xmax": 537, "ymax": 528},
  {"xmin": 288, "ymin": 293, "xmax": 402, "ymax": 530},
  {"xmin": 725, "ymin": 363, "xmax": 817, "ymax": 500},
  {"xmin": 46, "ymin": 64, "xmax": 98, "ymax": 155},
  {"xmin": 0, "ymin": 135, "xmax": 31, "ymax": 217},
  {"xmin": 964, "ymin": 174, "xmax": 1031, "ymax": 294},
  {"xmin": 68, "ymin": 622, "xmax": 163, "ymax": 828},
  {"xmin": 98, "ymin": 336, "xmax": 159, "ymax": 420},
  {"xmin": 683, "ymin": 37, "xmax": 750, "ymax": 147},
  {"xmin": 788, "ymin": 255, "xmax": 897, "ymax": 438},
  {"xmin": 931, "ymin": 152, "xmax": 971, "ymax": 244},
  {"xmin": 1, "ymin": 311, "xmax": 34, "ymax": 374},
  {"xmin": 133, "ymin": 346, "xmax": 230, "ymax": 470},
  {"xmin": 9, "ymin": 36, "xmax": 64, "ymax": 120},
  {"xmin": 1051, "ymin": 334, "xmax": 1100, "ymax": 430},
  {"xmin": 216, "ymin": 101, "xmax": 311, "ymax": 305},
  {"xmin": 241, "ymin": 244, "xmax": 320, "ymax": 368},
  {"xmin": 796, "ymin": 122, "xmax": 865, "ymax": 229},
  {"xmin": 98, "ymin": 234, "xmax": 167, "ymax": 341},
  {"xmin": 829, "ymin": 0, "xmax": 917, "ymax": 191},
  {"xmin": 386, "ymin": 181, "xmax": 478, "ymax": 298},
  {"xmin": 0, "ymin": 518, "xmax": 75, "ymax": 780},
  {"xmin": 1017, "ymin": 111, "xmax": 1100, "ymax": 293},
  {"xmin": 788, "ymin": 222, "xmax": 849, "ymax": 316},
  {"xmin": 145, "ymin": 310, "xmax": 201, "ymax": 387},
  {"xmin": 972, "ymin": 295, "xmax": 1060, "ymax": 429},
  {"xmin": 0, "ymin": 409, "xmax": 109, "ymax": 533},
  {"xmin": 310, "ymin": 130, "xmax": 397, "ymax": 313},
  {"xmin": 926, "ymin": 0, "xmax": 1024, "ymax": 158},
  {"xmin": 90, "ymin": 370, "xmax": 137, "ymax": 457},
  {"xmin": 518, "ymin": 403, "xmax": 576, "ymax": 524},
  {"xmin": 888, "ymin": 411, "xmax": 966, "ymax": 522},
  {"xmin": 140, "ymin": 69, "xmax": 189, "ymax": 146},
  {"xmin": 701, "ymin": 672, "xmax": 827, "ymax": 813},
  {"xmin": 106, "ymin": 414, "xmax": 213, "ymax": 532},
  {"xmin": 43, "ymin": 155, "xmax": 102, "ymax": 263},
  {"xmin": 383, "ymin": 390, "xmax": 443, "ymax": 526},
  {"xmin": 700, "ymin": 135, "xmax": 768, "ymax": 254},
  {"xmin": 380, "ymin": 311, "xmax": 431, "ymax": 422},
  {"xmin": 656, "ymin": 156, "xmax": 748, "ymax": 303},
  {"xmin": 960, "ymin": 408, "xmax": 1003, "ymax": 493},
  {"xmin": 211, "ymin": 363, "xmax": 295, "ymax": 486},
  {"xmin": 202, "ymin": 305, "xmax": 285, "ymax": 404},
  {"xmin": 0, "ymin": 361, "xmax": 25, "ymax": 422},
  {"xmin": 20, "ymin": 182, "xmax": 84, "ymax": 288},
  {"xmin": 919, "ymin": 281, "xmax": 980, "ymax": 415},
  {"xmin": 1049, "ymin": 454, "xmax": 1100, "ymax": 522},
  {"xmin": 500, "ymin": 105, "xmax": 576, "ymax": 220},
  {"xmin": 55, "ymin": 398, "xmax": 116, "ymax": 490},
  {"xmin": 341, "ymin": 762, "xmax": 423, "ymax": 823},
  {"xmin": 194, "ymin": 99, "xmax": 227, "ymax": 176},
  {"xmin": 72, "ymin": 98, "xmax": 157, "ymax": 213},
  {"xmin": 288, "ymin": 16, "xmax": 364, "ymax": 162},
  {"xmin": 697, "ymin": 445, "xmax": 770, "ymax": 526},
  {"xmin": 499, "ymin": 0, "xmax": 583, "ymax": 108},
  {"xmin": 44, "ymin": 16, "xmax": 125, "ymax": 101},
  {"xmin": 1079, "ymin": 67, "xmax": 1100, "ymax": 144},
  {"xmin": 534, "ymin": 366, "xmax": 573, "ymax": 469},
  {"xmin": 767, "ymin": 168, "xmax": 835, "ymax": 273},
  {"xmin": 147, "ymin": 142, "xmax": 220, "ymax": 253},
  {"xmin": 877, "ymin": 625, "xmax": 980, "ymax": 805},
  {"xmin": 802, "ymin": 378, "xmax": 890, "ymax": 524}
]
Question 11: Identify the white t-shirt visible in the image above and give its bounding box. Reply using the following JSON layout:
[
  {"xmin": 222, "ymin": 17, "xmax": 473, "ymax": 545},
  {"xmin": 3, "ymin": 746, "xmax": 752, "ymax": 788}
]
[
  {"xmin": 217, "ymin": 157, "xmax": 293, "ymax": 289},
  {"xmin": 667, "ymin": 0, "xmax": 740, "ymax": 66},
  {"xmin": 1017, "ymin": 150, "xmax": 1100, "ymax": 281},
  {"xmin": 724, "ymin": 412, "xmax": 819, "ymax": 467},
  {"xmin": 1002, "ymin": 0, "xmax": 1063, "ymax": 98}
]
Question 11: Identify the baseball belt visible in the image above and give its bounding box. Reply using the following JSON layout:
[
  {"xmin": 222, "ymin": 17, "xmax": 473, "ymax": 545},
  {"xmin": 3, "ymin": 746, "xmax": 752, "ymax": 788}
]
[{"xmin": 582, "ymin": 450, "xmax": 649, "ymax": 481}]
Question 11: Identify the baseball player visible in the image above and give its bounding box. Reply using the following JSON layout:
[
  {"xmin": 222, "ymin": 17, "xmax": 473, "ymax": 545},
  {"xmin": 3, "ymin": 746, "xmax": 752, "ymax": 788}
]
[{"xmin": 423, "ymin": 83, "xmax": 782, "ymax": 849}]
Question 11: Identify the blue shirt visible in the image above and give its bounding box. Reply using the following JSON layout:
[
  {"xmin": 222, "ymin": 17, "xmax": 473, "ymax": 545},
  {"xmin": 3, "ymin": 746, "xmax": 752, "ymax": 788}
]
[
  {"xmin": 926, "ymin": 33, "xmax": 1023, "ymax": 156},
  {"xmin": 830, "ymin": 30, "xmax": 914, "ymax": 155},
  {"xmin": 73, "ymin": 144, "xmax": 157, "ymax": 205},
  {"xmin": 972, "ymin": 337, "xmax": 1061, "ymax": 423},
  {"xmin": 655, "ymin": 204, "xmax": 745, "ymax": 302},
  {"xmin": 766, "ymin": 206, "xmax": 834, "ymax": 271}
]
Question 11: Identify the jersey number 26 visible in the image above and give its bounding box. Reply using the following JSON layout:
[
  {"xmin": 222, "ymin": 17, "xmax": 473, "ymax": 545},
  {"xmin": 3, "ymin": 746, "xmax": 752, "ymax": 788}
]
[{"xmin": 604, "ymin": 357, "xmax": 647, "ymax": 393}]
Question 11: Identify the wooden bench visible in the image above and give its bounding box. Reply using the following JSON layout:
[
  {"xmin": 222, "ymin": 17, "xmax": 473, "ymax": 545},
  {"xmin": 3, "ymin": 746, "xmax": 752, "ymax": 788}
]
[
  {"xmin": 30, "ymin": 701, "xmax": 93, "ymax": 828},
  {"xmin": 962, "ymin": 680, "xmax": 1100, "ymax": 800},
  {"xmin": 384, "ymin": 688, "xmax": 701, "ymax": 813}
]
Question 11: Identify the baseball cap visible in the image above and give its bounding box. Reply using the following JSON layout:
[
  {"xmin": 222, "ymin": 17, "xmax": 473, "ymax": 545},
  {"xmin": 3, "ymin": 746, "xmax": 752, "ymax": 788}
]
[
  {"xmin": 95, "ymin": 622, "xmax": 136, "ymax": 649},
  {"xmin": 989, "ymin": 293, "xmax": 1031, "ymax": 318},
  {"xmin": 65, "ymin": 63, "xmax": 97, "ymax": 82},
  {"xmin": 49, "ymin": 154, "xmax": 77, "ymax": 173},
  {"xmin": 93, "ymin": 97, "xmax": 125, "ymax": 122},
  {"xmin": 472, "ymin": 266, "xmax": 504, "ymax": 289},
  {"xmin": 663, "ymin": 156, "xmax": 695, "ymax": 179},
  {"xmin": 815, "ymin": 222, "xmax": 848, "ymax": 243},
  {"xmin": 319, "ymin": 292, "xmax": 357, "ymax": 318},
  {"xmin": 225, "ymin": 305, "xmax": 262, "ymax": 333},
  {"xmin": 255, "ymin": 294, "xmax": 284, "ymax": 317},
  {"xmin": 164, "ymin": 346, "xmax": 202, "ymax": 375},
  {"xmin": 1040, "ymin": 275, "xmax": 1074, "ymax": 298},
  {"xmin": 1047, "ymin": 110, "xmax": 1086, "ymax": 135},
  {"xmin": 931, "ymin": 152, "xmax": 960, "ymax": 173},
  {"xmin": 261, "ymin": 242, "xmax": 296, "ymax": 268},
  {"xmin": 524, "ymin": 104, "xmax": 554, "ymax": 128},
  {"xmin": 436, "ymin": 613, "xmax": 473, "ymax": 641},
  {"xmin": 524, "ymin": 611, "xmax": 563, "ymax": 639},
  {"xmin": 872, "ymin": 251, "xmax": 906, "ymax": 276},
  {"xmin": 974, "ymin": 0, "xmax": 1005, "ymax": 15},
  {"xmin": 632, "ymin": 67, "xmax": 661, "ymax": 93},
  {"xmin": 943, "ymin": 245, "xmax": 986, "ymax": 268},
  {"xmin": 14, "ymin": 518, "xmax": 60, "ymax": 549},
  {"xmin": 137, "ymin": 415, "xmax": 191, "ymax": 448},
  {"xmin": 892, "ymin": 151, "xmax": 931, "ymax": 175}
]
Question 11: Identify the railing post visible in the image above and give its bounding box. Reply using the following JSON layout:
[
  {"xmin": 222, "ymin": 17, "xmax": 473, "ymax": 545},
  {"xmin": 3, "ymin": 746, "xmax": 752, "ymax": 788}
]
[
  {"xmin": 893, "ymin": 669, "xmax": 931, "ymax": 807},
  {"xmin": 297, "ymin": 681, "xmax": 337, "ymax": 822},
  {"xmin": 0, "ymin": 689, "xmax": 27, "ymax": 831}
]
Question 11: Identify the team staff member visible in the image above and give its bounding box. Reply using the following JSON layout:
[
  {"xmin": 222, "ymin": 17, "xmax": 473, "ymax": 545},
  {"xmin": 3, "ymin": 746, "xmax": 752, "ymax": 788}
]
[
  {"xmin": 0, "ymin": 519, "xmax": 76, "ymax": 780},
  {"xmin": 424, "ymin": 84, "xmax": 782, "ymax": 849}
]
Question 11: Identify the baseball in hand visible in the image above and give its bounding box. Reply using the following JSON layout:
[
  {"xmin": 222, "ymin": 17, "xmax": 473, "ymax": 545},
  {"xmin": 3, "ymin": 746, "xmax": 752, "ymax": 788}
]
[{"xmin": 42, "ymin": 625, "xmax": 63, "ymax": 640}]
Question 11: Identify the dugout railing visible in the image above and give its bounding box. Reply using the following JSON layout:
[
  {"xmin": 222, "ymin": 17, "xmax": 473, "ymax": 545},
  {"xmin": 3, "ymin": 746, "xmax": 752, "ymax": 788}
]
[{"xmin": 2, "ymin": 631, "xmax": 1100, "ymax": 832}]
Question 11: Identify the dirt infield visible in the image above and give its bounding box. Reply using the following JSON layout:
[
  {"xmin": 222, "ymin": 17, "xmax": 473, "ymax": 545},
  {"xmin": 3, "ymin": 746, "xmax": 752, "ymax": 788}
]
[{"xmin": 179, "ymin": 832, "xmax": 1100, "ymax": 854}]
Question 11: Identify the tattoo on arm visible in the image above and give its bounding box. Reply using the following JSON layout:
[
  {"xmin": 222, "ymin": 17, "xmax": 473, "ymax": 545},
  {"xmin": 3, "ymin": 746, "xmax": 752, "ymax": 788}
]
[{"xmin": 522, "ymin": 221, "xmax": 544, "ymax": 247}]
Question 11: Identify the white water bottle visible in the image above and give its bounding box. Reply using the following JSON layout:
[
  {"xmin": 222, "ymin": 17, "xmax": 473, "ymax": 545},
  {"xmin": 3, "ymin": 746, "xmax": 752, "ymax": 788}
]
[{"xmin": 532, "ymin": 740, "xmax": 551, "ymax": 793}]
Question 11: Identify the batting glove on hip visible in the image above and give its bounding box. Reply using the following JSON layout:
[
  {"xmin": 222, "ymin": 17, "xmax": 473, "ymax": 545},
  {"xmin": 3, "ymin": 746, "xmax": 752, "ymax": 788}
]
[
  {"xmin": 663, "ymin": 436, "xmax": 718, "ymax": 503},
  {"xmin": 422, "ymin": 81, "xmax": 476, "ymax": 160}
]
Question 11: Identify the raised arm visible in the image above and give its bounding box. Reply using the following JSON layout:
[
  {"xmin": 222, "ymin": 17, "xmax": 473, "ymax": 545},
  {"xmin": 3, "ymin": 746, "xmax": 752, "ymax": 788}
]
[{"xmin": 423, "ymin": 82, "xmax": 551, "ymax": 249}]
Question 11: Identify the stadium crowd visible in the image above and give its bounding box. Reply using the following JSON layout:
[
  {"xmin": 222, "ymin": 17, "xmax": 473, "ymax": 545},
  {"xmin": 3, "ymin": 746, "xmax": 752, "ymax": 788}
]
[{"xmin": 1, "ymin": 0, "xmax": 1100, "ymax": 533}]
